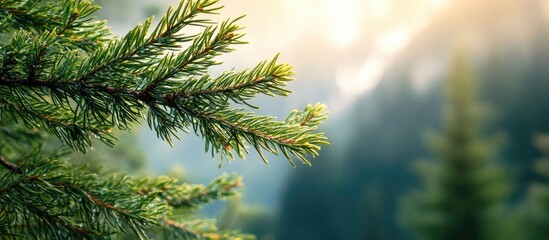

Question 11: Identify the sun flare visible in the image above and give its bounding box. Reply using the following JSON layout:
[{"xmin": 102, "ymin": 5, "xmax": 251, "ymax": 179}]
[{"xmin": 326, "ymin": 0, "xmax": 362, "ymax": 47}]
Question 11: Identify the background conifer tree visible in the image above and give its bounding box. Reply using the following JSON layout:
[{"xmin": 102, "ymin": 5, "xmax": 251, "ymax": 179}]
[
  {"xmin": 517, "ymin": 134, "xmax": 549, "ymax": 240},
  {"xmin": 0, "ymin": 0, "xmax": 328, "ymax": 239},
  {"xmin": 399, "ymin": 51, "xmax": 510, "ymax": 240}
]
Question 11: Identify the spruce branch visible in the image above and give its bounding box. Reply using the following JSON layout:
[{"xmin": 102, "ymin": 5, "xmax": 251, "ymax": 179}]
[
  {"xmin": 161, "ymin": 217, "xmax": 210, "ymax": 239},
  {"xmin": 0, "ymin": 0, "xmax": 109, "ymax": 51},
  {"xmin": 147, "ymin": 0, "xmax": 222, "ymax": 52},
  {"xmin": 1, "ymin": 0, "xmax": 328, "ymax": 165},
  {"xmin": 0, "ymin": 0, "xmax": 329, "ymax": 238},
  {"xmin": 55, "ymin": 0, "xmax": 111, "ymax": 51},
  {"xmin": 170, "ymin": 103, "xmax": 328, "ymax": 166},
  {"xmin": 0, "ymin": 96, "xmax": 114, "ymax": 152},
  {"xmin": 138, "ymin": 173, "xmax": 243, "ymax": 209},
  {"xmin": 160, "ymin": 217, "xmax": 253, "ymax": 240},
  {"xmin": 75, "ymin": 0, "xmax": 225, "ymax": 85},
  {"xmin": 0, "ymin": 156, "xmax": 168, "ymax": 239},
  {"xmin": 139, "ymin": 17, "xmax": 245, "ymax": 95},
  {"xmin": 174, "ymin": 54, "xmax": 293, "ymax": 106},
  {"xmin": 0, "ymin": 56, "xmax": 327, "ymax": 164},
  {"xmin": 0, "ymin": 0, "xmax": 58, "ymax": 32}
]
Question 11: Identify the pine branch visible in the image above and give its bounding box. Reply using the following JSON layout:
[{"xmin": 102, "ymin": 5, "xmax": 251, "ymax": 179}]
[
  {"xmin": 172, "ymin": 104, "xmax": 328, "ymax": 166},
  {"xmin": 0, "ymin": 0, "xmax": 328, "ymax": 165},
  {"xmin": 75, "ymin": 0, "xmax": 224, "ymax": 85},
  {"xmin": 173, "ymin": 55, "xmax": 292, "ymax": 106},
  {"xmin": 0, "ymin": 156, "xmax": 167, "ymax": 239},
  {"xmin": 160, "ymin": 217, "xmax": 254, "ymax": 240},
  {"xmin": 158, "ymin": 174, "xmax": 242, "ymax": 209},
  {"xmin": 0, "ymin": 0, "xmax": 109, "ymax": 51},
  {"xmin": 0, "ymin": 58, "xmax": 327, "ymax": 164},
  {"xmin": 0, "ymin": 0, "xmax": 58, "ymax": 32},
  {"xmin": 0, "ymin": 0, "xmax": 329, "ymax": 238},
  {"xmin": 140, "ymin": 17, "xmax": 245, "ymax": 94},
  {"xmin": 0, "ymin": 96, "xmax": 114, "ymax": 152},
  {"xmin": 161, "ymin": 217, "xmax": 220, "ymax": 239},
  {"xmin": 162, "ymin": 217, "xmax": 206, "ymax": 239},
  {"xmin": 55, "ymin": 0, "xmax": 111, "ymax": 51}
]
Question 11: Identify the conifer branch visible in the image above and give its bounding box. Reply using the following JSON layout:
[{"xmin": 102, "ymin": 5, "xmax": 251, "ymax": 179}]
[
  {"xmin": 0, "ymin": 55, "xmax": 327, "ymax": 163},
  {"xmin": 0, "ymin": 1, "xmax": 57, "ymax": 32},
  {"xmin": 75, "ymin": 0, "xmax": 223, "ymax": 85},
  {"xmin": 136, "ymin": 174, "xmax": 242, "ymax": 211},
  {"xmin": 173, "ymin": 104, "xmax": 328, "ymax": 166},
  {"xmin": 55, "ymin": 0, "xmax": 110, "ymax": 51},
  {"xmin": 160, "ymin": 217, "xmax": 253, "ymax": 240},
  {"xmin": 139, "ymin": 17, "xmax": 245, "ymax": 94},
  {"xmin": 161, "ymin": 217, "xmax": 217, "ymax": 239},
  {"xmin": 174, "ymin": 55, "xmax": 292, "ymax": 104},
  {"xmin": 168, "ymin": 174, "xmax": 242, "ymax": 209},
  {"xmin": 0, "ymin": 0, "xmax": 328, "ymax": 237},
  {"xmin": 0, "ymin": 157, "xmax": 167, "ymax": 239}
]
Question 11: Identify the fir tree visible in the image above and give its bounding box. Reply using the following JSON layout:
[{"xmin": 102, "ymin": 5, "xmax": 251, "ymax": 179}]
[
  {"xmin": 518, "ymin": 134, "xmax": 549, "ymax": 240},
  {"xmin": 0, "ymin": 0, "xmax": 328, "ymax": 239},
  {"xmin": 399, "ymin": 52, "xmax": 509, "ymax": 240}
]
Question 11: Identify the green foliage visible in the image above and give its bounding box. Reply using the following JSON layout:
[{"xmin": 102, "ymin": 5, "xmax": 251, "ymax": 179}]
[
  {"xmin": 218, "ymin": 198, "xmax": 275, "ymax": 240},
  {"xmin": 399, "ymin": 52, "xmax": 510, "ymax": 240},
  {"xmin": 0, "ymin": 157, "xmax": 167, "ymax": 239},
  {"xmin": 0, "ymin": 0, "xmax": 327, "ymax": 162},
  {"xmin": 69, "ymin": 130, "xmax": 148, "ymax": 174},
  {"xmin": 516, "ymin": 134, "xmax": 549, "ymax": 240},
  {"xmin": 0, "ymin": 0, "xmax": 327, "ymax": 239}
]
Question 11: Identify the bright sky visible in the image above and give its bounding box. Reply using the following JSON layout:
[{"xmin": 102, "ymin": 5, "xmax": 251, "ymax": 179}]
[
  {"xmin": 218, "ymin": 0, "xmax": 453, "ymax": 108},
  {"xmin": 329, "ymin": 0, "xmax": 450, "ymax": 103},
  {"xmin": 109, "ymin": 0, "xmax": 454, "ymax": 110}
]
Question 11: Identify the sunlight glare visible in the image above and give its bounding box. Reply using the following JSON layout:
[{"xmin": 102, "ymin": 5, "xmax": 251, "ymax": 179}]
[
  {"xmin": 375, "ymin": 26, "xmax": 412, "ymax": 55},
  {"xmin": 326, "ymin": 0, "xmax": 362, "ymax": 48},
  {"xmin": 543, "ymin": 0, "xmax": 549, "ymax": 23},
  {"xmin": 367, "ymin": 0, "xmax": 392, "ymax": 19},
  {"xmin": 427, "ymin": 0, "xmax": 450, "ymax": 9},
  {"xmin": 336, "ymin": 56, "xmax": 386, "ymax": 100}
]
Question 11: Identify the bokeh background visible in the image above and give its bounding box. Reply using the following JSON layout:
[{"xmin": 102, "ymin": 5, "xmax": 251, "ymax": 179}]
[{"xmin": 90, "ymin": 0, "xmax": 549, "ymax": 239}]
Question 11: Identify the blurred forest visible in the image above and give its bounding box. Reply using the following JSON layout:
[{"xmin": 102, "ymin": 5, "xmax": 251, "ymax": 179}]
[
  {"xmin": 277, "ymin": 0, "xmax": 549, "ymax": 239},
  {"xmin": 91, "ymin": 0, "xmax": 549, "ymax": 239}
]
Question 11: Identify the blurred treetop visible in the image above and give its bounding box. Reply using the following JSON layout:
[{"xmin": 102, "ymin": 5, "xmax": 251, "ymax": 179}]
[{"xmin": 400, "ymin": 51, "xmax": 510, "ymax": 240}]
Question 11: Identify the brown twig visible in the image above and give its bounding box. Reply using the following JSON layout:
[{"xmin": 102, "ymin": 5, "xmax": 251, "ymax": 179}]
[{"xmin": 0, "ymin": 156, "xmax": 21, "ymax": 173}]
